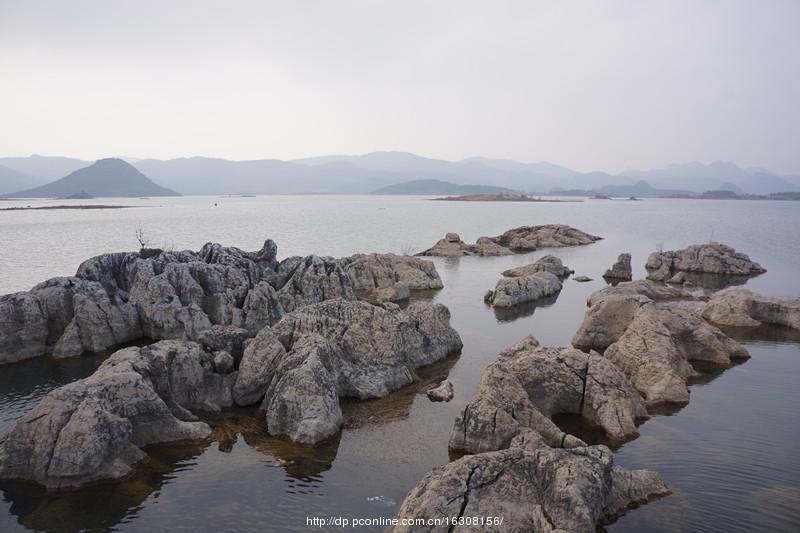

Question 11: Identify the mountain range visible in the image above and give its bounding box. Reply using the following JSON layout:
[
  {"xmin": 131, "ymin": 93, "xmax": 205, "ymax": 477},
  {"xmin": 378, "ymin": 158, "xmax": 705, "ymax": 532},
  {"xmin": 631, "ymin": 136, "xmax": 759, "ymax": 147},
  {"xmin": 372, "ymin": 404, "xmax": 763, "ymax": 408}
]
[{"xmin": 1, "ymin": 152, "xmax": 799, "ymax": 197}]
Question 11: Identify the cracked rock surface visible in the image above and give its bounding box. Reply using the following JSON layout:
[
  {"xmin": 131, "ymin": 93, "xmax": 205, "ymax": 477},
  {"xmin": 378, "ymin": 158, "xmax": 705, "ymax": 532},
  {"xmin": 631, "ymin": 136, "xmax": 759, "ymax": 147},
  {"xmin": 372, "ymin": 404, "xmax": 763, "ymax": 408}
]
[
  {"xmin": 502, "ymin": 255, "xmax": 574, "ymax": 278},
  {"xmin": 341, "ymin": 253, "xmax": 443, "ymax": 293},
  {"xmin": 491, "ymin": 224, "xmax": 602, "ymax": 252},
  {"xmin": 701, "ymin": 288, "xmax": 800, "ymax": 330},
  {"xmin": 645, "ymin": 242, "xmax": 766, "ymax": 282},
  {"xmin": 485, "ymin": 271, "xmax": 563, "ymax": 308},
  {"xmin": 603, "ymin": 253, "xmax": 633, "ymax": 281}
]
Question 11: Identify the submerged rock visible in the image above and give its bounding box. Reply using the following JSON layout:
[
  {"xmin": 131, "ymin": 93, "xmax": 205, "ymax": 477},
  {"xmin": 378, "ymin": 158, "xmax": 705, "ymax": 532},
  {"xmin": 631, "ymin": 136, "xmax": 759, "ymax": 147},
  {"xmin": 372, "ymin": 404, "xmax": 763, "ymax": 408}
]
[
  {"xmin": 0, "ymin": 341, "xmax": 234, "ymax": 488},
  {"xmin": 603, "ymin": 253, "xmax": 633, "ymax": 281},
  {"xmin": 427, "ymin": 380, "xmax": 454, "ymax": 402},
  {"xmin": 492, "ymin": 224, "xmax": 602, "ymax": 252},
  {"xmin": 341, "ymin": 253, "xmax": 443, "ymax": 291},
  {"xmin": 574, "ymin": 275, "xmax": 593, "ymax": 282},
  {"xmin": 393, "ymin": 446, "xmax": 669, "ymax": 533},
  {"xmin": 645, "ymin": 242, "xmax": 766, "ymax": 283},
  {"xmin": 0, "ymin": 240, "xmax": 355, "ymax": 364},
  {"xmin": 449, "ymin": 336, "xmax": 647, "ymax": 454},
  {"xmin": 701, "ymin": 288, "xmax": 800, "ymax": 330},
  {"xmin": 485, "ymin": 271, "xmax": 562, "ymax": 308},
  {"xmin": 233, "ymin": 299, "xmax": 463, "ymax": 444},
  {"xmin": 501, "ymin": 255, "xmax": 573, "ymax": 278}
]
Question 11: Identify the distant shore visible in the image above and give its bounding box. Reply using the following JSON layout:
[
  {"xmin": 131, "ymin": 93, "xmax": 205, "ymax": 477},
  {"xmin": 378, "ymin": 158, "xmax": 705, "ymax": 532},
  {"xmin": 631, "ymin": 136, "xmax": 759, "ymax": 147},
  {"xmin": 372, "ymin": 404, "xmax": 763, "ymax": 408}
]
[
  {"xmin": 0, "ymin": 204, "xmax": 134, "ymax": 211},
  {"xmin": 431, "ymin": 193, "xmax": 582, "ymax": 203}
]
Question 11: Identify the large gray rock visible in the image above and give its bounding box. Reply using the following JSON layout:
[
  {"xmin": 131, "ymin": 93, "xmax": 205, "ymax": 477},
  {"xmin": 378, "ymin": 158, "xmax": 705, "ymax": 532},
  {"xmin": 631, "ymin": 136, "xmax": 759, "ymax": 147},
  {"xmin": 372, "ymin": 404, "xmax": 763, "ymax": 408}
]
[
  {"xmin": 417, "ymin": 233, "xmax": 512, "ymax": 257},
  {"xmin": 701, "ymin": 288, "xmax": 800, "ymax": 330},
  {"xmin": 502, "ymin": 255, "xmax": 574, "ymax": 278},
  {"xmin": 603, "ymin": 253, "xmax": 633, "ymax": 281},
  {"xmin": 233, "ymin": 299, "xmax": 463, "ymax": 444},
  {"xmin": 342, "ymin": 253, "xmax": 443, "ymax": 291},
  {"xmin": 645, "ymin": 242, "xmax": 766, "ymax": 282},
  {"xmin": 0, "ymin": 341, "xmax": 234, "ymax": 488},
  {"xmin": 491, "ymin": 224, "xmax": 602, "ymax": 252},
  {"xmin": 485, "ymin": 271, "xmax": 562, "ymax": 308},
  {"xmin": 0, "ymin": 240, "xmax": 355, "ymax": 364},
  {"xmin": 449, "ymin": 336, "xmax": 647, "ymax": 454},
  {"xmin": 393, "ymin": 446, "xmax": 669, "ymax": 533}
]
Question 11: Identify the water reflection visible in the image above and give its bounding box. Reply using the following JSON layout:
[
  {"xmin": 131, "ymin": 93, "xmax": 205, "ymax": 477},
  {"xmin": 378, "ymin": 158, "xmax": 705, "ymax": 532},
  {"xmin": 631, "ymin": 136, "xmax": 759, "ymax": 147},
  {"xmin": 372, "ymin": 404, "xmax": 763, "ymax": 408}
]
[{"xmin": 489, "ymin": 292, "xmax": 560, "ymax": 322}]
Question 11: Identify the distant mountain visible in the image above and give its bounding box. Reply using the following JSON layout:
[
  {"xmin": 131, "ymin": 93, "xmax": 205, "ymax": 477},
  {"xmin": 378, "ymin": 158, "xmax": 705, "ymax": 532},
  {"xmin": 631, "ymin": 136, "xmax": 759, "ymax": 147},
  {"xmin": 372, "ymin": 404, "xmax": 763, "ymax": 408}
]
[
  {"xmin": 718, "ymin": 181, "xmax": 746, "ymax": 195},
  {"xmin": 0, "ymin": 164, "xmax": 44, "ymax": 194},
  {"xmin": 2, "ymin": 158, "xmax": 179, "ymax": 198},
  {"xmin": 372, "ymin": 179, "xmax": 518, "ymax": 195},
  {"xmin": 596, "ymin": 180, "xmax": 693, "ymax": 197},
  {"xmin": 0, "ymin": 155, "xmax": 90, "ymax": 181}
]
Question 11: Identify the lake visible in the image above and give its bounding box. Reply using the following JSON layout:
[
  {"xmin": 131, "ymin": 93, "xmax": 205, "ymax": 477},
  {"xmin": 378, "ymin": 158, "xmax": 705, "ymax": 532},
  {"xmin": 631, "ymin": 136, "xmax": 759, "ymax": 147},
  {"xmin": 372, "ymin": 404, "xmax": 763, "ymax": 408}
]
[{"xmin": 0, "ymin": 195, "xmax": 798, "ymax": 532}]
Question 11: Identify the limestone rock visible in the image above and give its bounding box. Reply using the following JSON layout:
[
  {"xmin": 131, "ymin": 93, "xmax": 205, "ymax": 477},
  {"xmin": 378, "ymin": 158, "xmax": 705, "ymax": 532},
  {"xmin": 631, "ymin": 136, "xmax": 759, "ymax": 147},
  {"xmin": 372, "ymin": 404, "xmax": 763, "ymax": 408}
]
[
  {"xmin": 574, "ymin": 275, "xmax": 593, "ymax": 282},
  {"xmin": 366, "ymin": 282, "xmax": 411, "ymax": 303},
  {"xmin": 0, "ymin": 340, "xmax": 234, "ymax": 488},
  {"xmin": 492, "ymin": 224, "xmax": 602, "ymax": 252},
  {"xmin": 502, "ymin": 255, "xmax": 574, "ymax": 278},
  {"xmin": 701, "ymin": 288, "xmax": 800, "ymax": 330},
  {"xmin": 213, "ymin": 350, "xmax": 235, "ymax": 374},
  {"xmin": 393, "ymin": 446, "xmax": 669, "ymax": 533},
  {"xmin": 646, "ymin": 242, "xmax": 766, "ymax": 283},
  {"xmin": 342, "ymin": 253, "xmax": 443, "ymax": 291},
  {"xmin": 603, "ymin": 253, "xmax": 633, "ymax": 281},
  {"xmin": 485, "ymin": 271, "xmax": 562, "ymax": 308},
  {"xmin": 417, "ymin": 233, "xmax": 512, "ymax": 257},
  {"xmin": 427, "ymin": 380, "xmax": 454, "ymax": 402}
]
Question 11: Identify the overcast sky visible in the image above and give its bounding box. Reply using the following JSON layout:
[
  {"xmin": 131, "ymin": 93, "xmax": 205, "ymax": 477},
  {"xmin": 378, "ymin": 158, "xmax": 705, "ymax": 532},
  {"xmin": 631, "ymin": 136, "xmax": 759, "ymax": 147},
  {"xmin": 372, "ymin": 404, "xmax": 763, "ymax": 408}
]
[{"xmin": 1, "ymin": 0, "xmax": 798, "ymax": 174}]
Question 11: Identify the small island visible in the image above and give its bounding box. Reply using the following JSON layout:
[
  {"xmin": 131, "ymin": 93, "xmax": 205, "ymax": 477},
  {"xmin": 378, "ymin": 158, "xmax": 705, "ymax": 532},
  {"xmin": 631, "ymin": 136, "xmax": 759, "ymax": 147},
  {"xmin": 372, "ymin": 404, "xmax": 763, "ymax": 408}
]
[{"xmin": 431, "ymin": 193, "xmax": 581, "ymax": 202}]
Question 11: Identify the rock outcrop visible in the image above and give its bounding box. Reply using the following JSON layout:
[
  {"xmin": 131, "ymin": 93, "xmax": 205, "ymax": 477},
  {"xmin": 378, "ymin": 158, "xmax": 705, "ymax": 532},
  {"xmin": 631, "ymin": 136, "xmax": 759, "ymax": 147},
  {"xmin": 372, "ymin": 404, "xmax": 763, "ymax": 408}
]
[
  {"xmin": 233, "ymin": 299, "xmax": 462, "ymax": 444},
  {"xmin": 701, "ymin": 288, "xmax": 800, "ymax": 330},
  {"xmin": 342, "ymin": 253, "xmax": 443, "ymax": 293},
  {"xmin": 501, "ymin": 255, "xmax": 573, "ymax": 278},
  {"xmin": 393, "ymin": 445, "xmax": 669, "ymax": 533},
  {"xmin": 484, "ymin": 271, "xmax": 562, "ymax": 308},
  {"xmin": 417, "ymin": 233, "xmax": 511, "ymax": 257},
  {"xmin": 449, "ymin": 336, "xmax": 647, "ymax": 454},
  {"xmin": 645, "ymin": 242, "xmax": 766, "ymax": 284},
  {"xmin": 0, "ymin": 341, "xmax": 233, "ymax": 488},
  {"xmin": 603, "ymin": 253, "xmax": 632, "ymax": 281},
  {"xmin": 491, "ymin": 224, "xmax": 602, "ymax": 252},
  {"xmin": 0, "ymin": 240, "xmax": 355, "ymax": 364}
]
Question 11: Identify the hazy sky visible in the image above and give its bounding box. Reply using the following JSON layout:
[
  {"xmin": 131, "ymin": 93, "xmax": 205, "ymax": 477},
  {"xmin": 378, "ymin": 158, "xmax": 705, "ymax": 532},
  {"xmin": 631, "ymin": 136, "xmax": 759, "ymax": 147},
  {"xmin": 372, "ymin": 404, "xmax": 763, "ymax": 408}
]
[{"xmin": 1, "ymin": 0, "xmax": 798, "ymax": 174}]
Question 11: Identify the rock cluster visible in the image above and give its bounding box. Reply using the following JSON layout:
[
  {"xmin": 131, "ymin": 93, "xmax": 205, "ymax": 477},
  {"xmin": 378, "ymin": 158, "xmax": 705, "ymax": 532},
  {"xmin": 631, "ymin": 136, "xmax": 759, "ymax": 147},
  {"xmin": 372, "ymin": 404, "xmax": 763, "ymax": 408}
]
[
  {"xmin": 603, "ymin": 253, "xmax": 633, "ymax": 281},
  {"xmin": 701, "ymin": 288, "xmax": 800, "ymax": 330},
  {"xmin": 572, "ymin": 281, "xmax": 749, "ymax": 405},
  {"xmin": 484, "ymin": 271, "xmax": 562, "ymax": 308},
  {"xmin": 645, "ymin": 242, "xmax": 766, "ymax": 284},
  {"xmin": 417, "ymin": 225, "xmax": 601, "ymax": 257},
  {"xmin": 501, "ymin": 255, "xmax": 573, "ymax": 278},
  {"xmin": 0, "ymin": 240, "xmax": 355, "ymax": 364},
  {"xmin": 341, "ymin": 253, "xmax": 443, "ymax": 302}
]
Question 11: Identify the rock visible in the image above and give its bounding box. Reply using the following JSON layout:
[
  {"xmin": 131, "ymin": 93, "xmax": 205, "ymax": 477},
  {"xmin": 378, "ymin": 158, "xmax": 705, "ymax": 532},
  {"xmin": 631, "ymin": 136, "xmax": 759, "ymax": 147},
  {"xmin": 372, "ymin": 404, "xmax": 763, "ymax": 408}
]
[
  {"xmin": 473, "ymin": 236, "xmax": 513, "ymax": 256},
  {"xmin": 341, "ymin": 253, "xmax": 443, "ymax": 291},
  {"xmin": 701, "ymin": 288, "xmax": 800, "ymax": 330},
  {"xmin": 485, "ymin": 271, "xmax": 562, "ymax": 308},
  {"xmin": 574, "ymin": 275, "xmax": 593, "ymax": 282},
  {"xmin": 417, "ymin": 233, "xmax": 512, "ymax": 257},
  {"xmin": 198, "ymin": 325, "xmax": 250, "ymax": 361},
  {"xmin": 449, "ymin": 336, "xmax": 647, "ymax": 454},
  {"xmin": 502, "ymin": 255, "xmax": 574, "ymax": 278},
  {"xmin": 646, "ymin": 242, "xmax": 766, "ymax": 282},
  {"xmin": 0, "ymin": 340, "xmax": 235, "ymax": 488},
  {"xmin": 393, "ymin": 446, "xmax": 669, "ymax": 533},
  {"xmin": 427, "ymin": 380, "xmax": 454, "ymax": 402},
  {"xmin": 366, "ymin": 282, "xmax": 410, "ymax": 303},
  {"xmin": 0, "ymin": 240, "xmax": 356, "ymax": 364},
  {"xmin": 667, "ymin": 271, "xmax": 687, "ymax": 284},
  {"xmin": 492, "ymin": 224, "xmax": 602, "ymax": 252},
  {"xmin": 233, "ymin": 299, "xmax": 462, "ymax": 444},
  {"xmin": 213, "ymin": 350, "xmax": 235, "ymax": 374},
  {"xmin": 603, "ymin": 253, "xmax": 632, "ymax": 281}
]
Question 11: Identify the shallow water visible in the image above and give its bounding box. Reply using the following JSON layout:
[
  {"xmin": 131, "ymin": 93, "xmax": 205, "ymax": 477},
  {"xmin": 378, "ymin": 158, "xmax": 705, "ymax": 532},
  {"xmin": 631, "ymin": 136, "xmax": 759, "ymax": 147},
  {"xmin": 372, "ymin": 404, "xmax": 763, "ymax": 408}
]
[{"xmin": 0, "ymin": 195, "xmax": 798, "ymax": 532}]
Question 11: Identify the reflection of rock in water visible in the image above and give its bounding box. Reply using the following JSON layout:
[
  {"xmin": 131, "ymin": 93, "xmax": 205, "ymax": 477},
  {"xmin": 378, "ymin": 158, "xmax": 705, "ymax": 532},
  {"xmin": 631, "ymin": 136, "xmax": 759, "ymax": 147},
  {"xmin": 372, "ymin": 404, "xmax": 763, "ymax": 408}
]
[
  {"xmin": 716, "ymin": 324, "xmax": 800, "ymax": 344},
  {"xmin": 491, "ymin": 291, "xmax": 559, "ymax": 322}
]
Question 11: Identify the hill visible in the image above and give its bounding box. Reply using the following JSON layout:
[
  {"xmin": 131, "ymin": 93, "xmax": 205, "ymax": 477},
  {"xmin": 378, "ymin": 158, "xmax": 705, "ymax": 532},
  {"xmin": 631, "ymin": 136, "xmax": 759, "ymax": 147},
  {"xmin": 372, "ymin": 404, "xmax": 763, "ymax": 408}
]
[
  {"xmin": 2, "ymin": 158, "xmax": 179, "ymax": 198},
  {"xmin": 372, "ymin": 179, "xmax": 518, "ymax": 195},
  {"xmin": 0, "ymin": 164, "xmax": 44, "ymax": 194}
]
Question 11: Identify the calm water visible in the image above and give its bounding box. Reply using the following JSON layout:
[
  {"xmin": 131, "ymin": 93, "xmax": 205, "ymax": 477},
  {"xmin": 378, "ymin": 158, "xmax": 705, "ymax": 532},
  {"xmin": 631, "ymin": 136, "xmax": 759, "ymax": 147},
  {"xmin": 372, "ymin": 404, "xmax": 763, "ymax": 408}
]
[{"xmin": 0, "ymin": 196, "xmax": 798, "ymax": 532}]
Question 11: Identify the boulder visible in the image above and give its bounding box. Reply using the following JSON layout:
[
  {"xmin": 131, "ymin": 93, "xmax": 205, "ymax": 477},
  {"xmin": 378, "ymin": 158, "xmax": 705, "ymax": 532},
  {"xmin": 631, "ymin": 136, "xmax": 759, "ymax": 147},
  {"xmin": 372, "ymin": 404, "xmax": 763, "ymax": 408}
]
[
  {"xmin": 491, "ymin": 224, "xmax": 602, "ymax": 252},
  {"xmin": 427, "ymin": 380, "xmax": 454, "ymax": 402},
  {"xmin": 341, "ymin": 253, "xmax": 444, "ymax": 291},
  {"xmin": 701, "ymin": 288, "xmax": 800, "ymax": 330},
  {"xmin": 502, "ymin": 255, "xmax": 574, "ymax": 278},
  {"xmin": 645, "ymin": 242, "xmax": 766, "ymax": 283},
  {"xmin": 393, "ymin": 446, "xmax": 669, "ymax": 533},
  {"xmin": 213, "ymin": 350, "xmax": 235, "ymax": 374},
  {"xmin": 603, "ymin": 253, "xmax": 632, "ymax": 281},
  {"xmin": 449, "ymin": 336, "xmax": 647, "ymax": 454},
  {"xmin": 574, "ymin": 275, "xmax": 593, "ymax": 282},
  {"xmin": 366, "ymin": 281, "xmax": 410, "ymax": 303},
  {"xmin": 485, "ymin": 271, "xmax": 562, "ymax": 308},
  {"xmin": 0, "ymin": 341, "xmax": 234, "ymax": 488},
  {"xmin": 233, "ymin": 299, "xmax": 462, "ymax": 444},
  {"xmin": 417, "ymin": 233, "xmax": 512, "ymax": 257}
]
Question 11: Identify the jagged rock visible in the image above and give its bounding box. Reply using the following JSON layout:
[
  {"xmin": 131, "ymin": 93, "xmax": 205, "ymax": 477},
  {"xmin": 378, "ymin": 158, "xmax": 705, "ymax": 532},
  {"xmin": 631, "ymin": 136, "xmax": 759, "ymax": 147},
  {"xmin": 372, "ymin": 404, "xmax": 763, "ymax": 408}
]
[
  {"xmin": 502, "ymin": 255, "xmax": 574, "ymax": 278},
  {"xmin": 574, "ymin": 275, "xmax": 593, "ymax": 282},
  {"xmin": 393, "ymin": 446, "xmax": 669, "ymax": 533},
  {"xmin": 341, "ymin": 253, "xmax": 443, "ymax": 291},
  {"xmin": 0, "ymin": 240, "xmax": 355, "ymax": 364},
  {"xmin": 198, "ymin": 325, "xmax": 250, "ymax": 361},
  {"xmin": 491, "ymin": 224, "xmax": 602, "ymax": 252},
  {"xmin": 646, "ymin": 242, "xmax": 766, "ymax": 282},
  {"xmin": 0, "ymin": 341, "xmax": 234, "ymax": 488},
  {"xmin": 701, "ymin": 288, "xmax": 800, "ymax": 330},
  {"xmin": 449, "ymin": 336, "xmax": 647, "ymax": 454},
  {"xmin": 603, "ymin": 253, "xmax": 632, "ymax": 281},
  {"xmin": 427, "ymin": 380, "xmax": 454, "ymax": 402},
  {"xmin": 367, "ymin": 282, "xmax": 411, "ymax": 303},
  {"xmin": 233, "ymin": 299, "xmax": 462, "ymax": 444},
  {"xmin": 417, "ymin": 233, "xmax": 512, "ymax": 257},
  {"xmin": 213, "ymin": 350, "xmax": 235, "ymax": 374},
  {"xmin": 473, "ymin": 236, "xmax": 513, "ymax": 256},
  {"xmin": 485, "ymin": 271, "xmax": 562, "ymax": 308}
]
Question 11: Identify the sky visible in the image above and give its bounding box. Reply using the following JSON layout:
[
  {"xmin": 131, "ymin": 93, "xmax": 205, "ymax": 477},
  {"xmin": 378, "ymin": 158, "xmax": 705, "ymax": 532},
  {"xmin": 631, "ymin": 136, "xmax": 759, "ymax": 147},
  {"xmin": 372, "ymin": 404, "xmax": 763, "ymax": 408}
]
[{"xmin": 1, "ymin": 0, "xmax": 798, "ymax": 174}]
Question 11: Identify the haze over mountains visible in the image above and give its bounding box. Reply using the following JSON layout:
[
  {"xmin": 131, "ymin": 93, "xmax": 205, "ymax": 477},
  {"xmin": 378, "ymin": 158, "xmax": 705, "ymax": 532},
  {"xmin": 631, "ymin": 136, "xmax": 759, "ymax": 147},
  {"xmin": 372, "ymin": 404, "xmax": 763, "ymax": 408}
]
[{"xmin": 1, "ymin": 152, "xmax": 799, "ymax": 197}]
